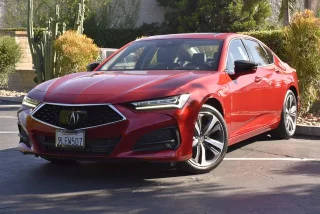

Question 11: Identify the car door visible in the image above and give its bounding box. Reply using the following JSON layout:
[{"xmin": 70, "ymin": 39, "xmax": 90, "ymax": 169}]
[
  {"xmin": 226, "ymin": 39, "xmax": 262, "ymax": 139},
  {"xmin": 243, "ymin": 39, "xmax": 280, "ymax": 126},
  {"xmin": 260, "ymin": 43, "xmax": 285, "ymax": 118}
]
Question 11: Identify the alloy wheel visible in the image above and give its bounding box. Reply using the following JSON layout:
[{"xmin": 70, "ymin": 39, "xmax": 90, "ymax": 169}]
[
  {"xmin": 190, "ymin": 109, "xmax": 226, "ymax": 167},
  {"xmin": 284, "ymin": 92, "xmax": 297, "ymax": 136}
]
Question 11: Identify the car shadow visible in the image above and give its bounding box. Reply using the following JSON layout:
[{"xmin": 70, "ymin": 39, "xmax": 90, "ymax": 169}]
[
  {"xmin": 1, "ymin": 148, "xmax": 320, "ymax": 214},
  {"xmin": 227, "ymin": 133, "xmax": 272, "ymax": 153},
  {"xmin": 1, "ymin": 132, "xmax": 320, "ymax": 214}
]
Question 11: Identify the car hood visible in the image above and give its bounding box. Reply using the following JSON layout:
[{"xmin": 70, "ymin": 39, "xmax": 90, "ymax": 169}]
[{"xmin": 29, "ymin": 70, "xmax": 208, "ymax": 104}]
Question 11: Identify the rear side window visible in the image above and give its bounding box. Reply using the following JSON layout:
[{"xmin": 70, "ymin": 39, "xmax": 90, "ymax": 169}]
[
  {"xmin": 226, "ymin": 39, "xmax": 249, "ymax": 74},
  {"xmin": 243, "ymin": 39, "xmax": 270, "ymax": 66},
  {"xmin": 262, "ymin": 45, "xmax": 274, "ymax": 64}
]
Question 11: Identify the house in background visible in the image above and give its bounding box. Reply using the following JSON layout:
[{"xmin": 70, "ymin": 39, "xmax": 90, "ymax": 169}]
[
  {"xmin": 0, "ymin": 0, "xmax": 319, "ymax": 91},
  {"xmin": 0, "ymin": 0, "xmax": 319, "ymax": 29},
  {"xmin": 134, "ymin": 0, "xmax": 319, "ymax": 28}
]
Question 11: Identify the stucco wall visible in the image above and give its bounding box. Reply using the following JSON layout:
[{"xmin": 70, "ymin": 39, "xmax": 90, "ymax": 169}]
[
  {"xmin": 310, "ymin": 0, "xmax": 320, "ymax": 11},
  {"xmin": 0, "ymin": 30, "xmax": 36, "ymax": 91}
]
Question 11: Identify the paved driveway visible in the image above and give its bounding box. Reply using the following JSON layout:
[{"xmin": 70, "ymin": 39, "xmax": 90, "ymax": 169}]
[{"xmin": 0, "ymin": 103, "xmax": 320, "ymax": 214}]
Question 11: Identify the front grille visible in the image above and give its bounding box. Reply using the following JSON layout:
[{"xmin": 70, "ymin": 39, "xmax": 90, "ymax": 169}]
[
  {"xmin": 35, "ymin": 134, "xmax": 120, "ymax": 155},
  {"xmin": 134, "ymin": 127, "xmax": 180, "ymax": 152},
  {"xmin": 32, "ymin": 104, "xmax": 125, "ymax": 130}
]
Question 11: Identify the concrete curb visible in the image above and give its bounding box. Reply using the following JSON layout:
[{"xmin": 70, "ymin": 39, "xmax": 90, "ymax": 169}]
[
  {"xmin": 0, "ymin": 96, "xmax": 24, "ymax": 104},
  {"xmin": 296, "ymin": 125, "xmax": 320, "ymax": 137}
]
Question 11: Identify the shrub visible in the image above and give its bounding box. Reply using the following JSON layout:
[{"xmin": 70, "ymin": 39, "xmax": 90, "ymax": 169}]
[
  {"xmin": 157, "ymin": 0, "xmax": 271, "ymax": 33},
  {"xmin": 243, "ymin": 30, "xmax": 288, "ymax": 63},
  {"xmin": 55, "ymin": 31, "xmax": 100, "ymax": 77},
  {"xmin": 0, "ymin": 36, "xmax": 21, "ymax": 88},
  {"xmin": 285, "ymin": 10, "xmax": 320, "ymax": 113},
  {"xmin": 84, "ymin": 19, "xmax": 162, "ymax": 48}
]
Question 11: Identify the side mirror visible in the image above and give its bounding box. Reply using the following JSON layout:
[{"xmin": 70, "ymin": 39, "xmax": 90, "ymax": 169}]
[
  {"xmin": 86, "ymin": 62, "xmax": 100, "ymax": 72},
  {"xmin": 234, "ymin": 60, "xmax": 257, "ymax": 74}
]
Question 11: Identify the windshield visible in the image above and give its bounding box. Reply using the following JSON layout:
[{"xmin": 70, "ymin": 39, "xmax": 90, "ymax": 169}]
[{"xmin": 100, "ymin": 39, "xmax": 223, "ymax": 71}]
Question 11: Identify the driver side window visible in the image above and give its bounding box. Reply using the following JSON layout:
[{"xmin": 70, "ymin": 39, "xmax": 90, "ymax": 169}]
[{"xmin": 227, "ymin": 39, "xmax": 249, "ymax": 74}]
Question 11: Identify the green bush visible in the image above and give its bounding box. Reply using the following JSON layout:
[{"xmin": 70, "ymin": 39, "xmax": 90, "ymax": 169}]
[
  {"xmin": 285, "ymin": 10, "xmax": 320, "ymax": 113},
  {"xmin": 157, "ymin": 0, "xmax": 271, "ymax": 33},
  {"xmin": 0, "ymin": 36, "xmax": 21, "ymax": 88},
  {"xmin": 84, "ymin": 18, "xmax": 162, "ymax": 48},
  {"xmin": 243, "ymin": 30, "xmax": 288, "ymax": 63},
  {"xmin": 55, "ymin": 30, "xmax": 100, "ymax": 77}
]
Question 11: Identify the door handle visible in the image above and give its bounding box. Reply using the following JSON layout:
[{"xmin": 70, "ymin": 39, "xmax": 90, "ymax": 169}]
[{"xmin": 255, "ymin": 76, "xmax": 263, "ymax": 82}]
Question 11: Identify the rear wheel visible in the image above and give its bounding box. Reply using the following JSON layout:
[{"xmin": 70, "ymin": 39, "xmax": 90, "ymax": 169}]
[
  {"xmin": 272, "ymin": 90, "xmax": 297, "ymax": 139},
  {"xmin": 180, "ymin": 104, "xmax": 228, "ymax": 174}
]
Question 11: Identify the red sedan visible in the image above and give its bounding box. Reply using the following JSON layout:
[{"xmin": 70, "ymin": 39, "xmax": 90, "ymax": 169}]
[{"xmin": 18, "ymin": 33, "xmax": 299, "ymax": 173}]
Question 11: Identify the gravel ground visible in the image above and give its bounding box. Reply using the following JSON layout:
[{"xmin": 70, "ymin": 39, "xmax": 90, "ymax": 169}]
[
  {"xmin": 298, "ymin": 113, "xmax": 320, "ymax": 127},
  {"xmin": 0, "ymin": 89, "xmax": 26, "ymax": 97}
]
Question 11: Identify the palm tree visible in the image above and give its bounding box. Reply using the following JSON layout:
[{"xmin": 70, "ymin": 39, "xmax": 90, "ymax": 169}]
[
  {"xmin": 304, "ymin": 0, "xmax": 310, "ymax": 9},
  {"xmin": 279, "ymin": 0, "xmax": 296, "ymax": 25}
]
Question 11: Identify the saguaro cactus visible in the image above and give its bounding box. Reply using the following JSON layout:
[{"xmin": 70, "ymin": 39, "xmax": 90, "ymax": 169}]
[
  {"xmin": 75, "ymin": 0, "xmax": 86, "ymax": 34},
  {"xmin": 27, "ymin": 0, "xmax": 85, "ymax": 83}
]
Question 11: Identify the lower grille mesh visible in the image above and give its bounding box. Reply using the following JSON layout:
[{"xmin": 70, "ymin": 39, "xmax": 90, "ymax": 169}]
[{"xmin": 134, "ymin": 127, "xmax": 180, "ymax": 152}]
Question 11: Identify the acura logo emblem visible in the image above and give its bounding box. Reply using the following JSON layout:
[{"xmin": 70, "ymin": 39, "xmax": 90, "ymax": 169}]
[
  {"xmin": 59, "ymin": 110, "xmax": 87, "ymax": 129},
  {"xmin": 69, "ymin": 111, "xmax": 80, "ymax": 128}
]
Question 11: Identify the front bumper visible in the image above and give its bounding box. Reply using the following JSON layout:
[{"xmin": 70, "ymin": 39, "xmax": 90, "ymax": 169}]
[{"xmin": 17, "ymin": 104, "xmax": 195, "ymax": 162}]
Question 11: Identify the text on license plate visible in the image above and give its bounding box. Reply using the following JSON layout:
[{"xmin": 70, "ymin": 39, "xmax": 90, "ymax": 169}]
[{"xmin": 55, "ymin": 130, "xmax": 85, "ymax": 148}]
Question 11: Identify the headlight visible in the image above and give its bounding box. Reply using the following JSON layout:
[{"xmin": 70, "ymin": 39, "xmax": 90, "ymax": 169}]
[
  {"xmin": 131, "ymin": 94, "xmax": 190, "ymax": 110},
  {"xmin": 22, "ymin": 96, "xmax": 41, "ymax": 109}
]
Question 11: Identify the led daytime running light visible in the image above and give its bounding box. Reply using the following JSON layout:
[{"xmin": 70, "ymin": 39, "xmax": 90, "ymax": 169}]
[
  {"xmin": 22, "ymin": 96, "xmax": 40, "ymax": 108},
  {"xmin": 132, "ymin": 94, "xmax": 190, "ymax": 110}
]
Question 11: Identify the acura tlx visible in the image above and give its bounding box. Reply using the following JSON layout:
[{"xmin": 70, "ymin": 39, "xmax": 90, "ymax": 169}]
[{"xmin": 18, "ymin": 33, "xmax": 299, "ymax": 173}]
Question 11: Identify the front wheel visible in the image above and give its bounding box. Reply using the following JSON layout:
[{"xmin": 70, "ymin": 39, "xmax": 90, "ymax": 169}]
[
  {"xmin": 180, "ymin": 104, "xmax": 228, "ymax": 174},
  {"xmin": 271, "ymin": 90, "xmax": 298, "ymax": 139}
]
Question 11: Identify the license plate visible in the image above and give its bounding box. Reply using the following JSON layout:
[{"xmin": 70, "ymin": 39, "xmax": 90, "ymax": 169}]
[{"xmin": 55, "ymin": 130, "xmax": 85, "ymax": 149}]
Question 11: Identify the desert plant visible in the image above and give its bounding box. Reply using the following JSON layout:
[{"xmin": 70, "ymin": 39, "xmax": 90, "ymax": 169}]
[
  {"xmin": 0, "ymin": 36, "xmax": 21, "ymax": 88},
  {"xmin": 27, "ymin": 0, "xmax": 86, "ymax": 83},
  {"xmin": 2, "ymin": 0, "xmax": 89, "ymax": 29},
  {"xmin": 54, "ymin": 30, "xmax": 99, "ymax": 76},
  {"xmin": 285, "ymin": 10, "xmax": 320, "ymax": 113}
]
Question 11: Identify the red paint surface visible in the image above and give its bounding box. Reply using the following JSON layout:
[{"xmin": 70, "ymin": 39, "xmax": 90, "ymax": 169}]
[{"xmin": 21, "ymin": 33, "xmax": 299, "ymax": 161}]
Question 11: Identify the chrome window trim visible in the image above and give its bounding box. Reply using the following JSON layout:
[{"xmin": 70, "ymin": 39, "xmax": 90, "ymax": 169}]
[
  {"xmin": 224, "ymin": 36, "xmax": 275, "ymax": 74},
  {"xmin": 242, "ymin": 38, "xmax": 274, "ymax": 67},
  {"xmin": 31, "ymin": 103, "xmax": 127, "ymax": 131},
  {"xmin": 225, "ymin": 37, "xmax": 250, "ymax": 74}
]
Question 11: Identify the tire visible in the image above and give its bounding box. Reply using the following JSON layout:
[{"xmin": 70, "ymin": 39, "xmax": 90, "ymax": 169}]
[
  {"xmin": 179, "ymin": 104, "xmax": 228, "ymax": 174},
  {"xmin": 271, "ymin": 90, "xmax": 297, "ymax": 139}
]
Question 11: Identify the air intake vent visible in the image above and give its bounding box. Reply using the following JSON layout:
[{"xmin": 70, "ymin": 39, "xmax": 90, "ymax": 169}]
[{"xmin": 134, "ymin": 127, "xmax": 180, "ymax": 152}]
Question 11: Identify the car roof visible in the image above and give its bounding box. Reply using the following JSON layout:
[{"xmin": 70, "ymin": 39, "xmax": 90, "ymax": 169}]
[{"xmin": 138, "ymin": 33, "xmax": 241, "ymax": 41}]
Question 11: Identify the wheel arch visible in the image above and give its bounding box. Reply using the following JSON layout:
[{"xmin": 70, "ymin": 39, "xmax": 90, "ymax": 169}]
[
  {"xmin": 289, "ymin": 85, "xmax": 298, "ymax": 99},
  {"xmin": 204, "ymin": 97, "xmax": 224, "ymax": 117},
  {"xmin": 288, "ymin": 85, "xmax": 299, "ymax": 109}
]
